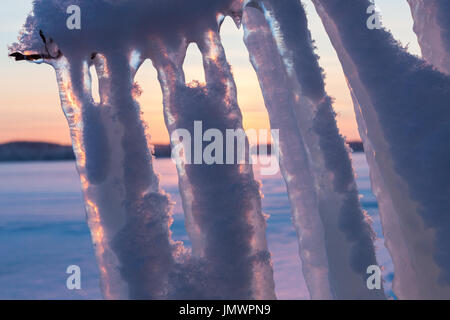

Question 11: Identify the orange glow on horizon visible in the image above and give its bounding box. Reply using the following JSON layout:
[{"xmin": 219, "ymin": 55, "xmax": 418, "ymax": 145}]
[
  {"xmin": 0, "ymin": 21, "xmax": 362, "ymax": 146},
  {"xmin": 1, "ymin": 1, "xmax": 422, "ymax": 147},
  {"xmin": 0, "ymin": 81, "xmax": 362, "ymax": 145}
]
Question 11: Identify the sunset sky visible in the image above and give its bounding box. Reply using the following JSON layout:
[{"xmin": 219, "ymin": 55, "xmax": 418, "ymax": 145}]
[{"xmin": 0, "ymin": 0, "xmax": 421, "ymax": 145}]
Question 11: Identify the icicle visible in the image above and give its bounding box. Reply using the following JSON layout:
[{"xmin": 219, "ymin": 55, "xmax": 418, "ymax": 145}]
[
  {"xmin": 150, "ymin": 38, "xmax": 207, "ymax": 259},
  {"xmin": 99, "ymin": 51, "xmax": 177, "ymax": 299},
  {"xmin": 150, "ymin": 29, "xmax": 276, "ymax": 299},
  {"xmin": 198, "ymin": 28, "xmax": 276, "ymax": 299},
  {"xmin": 42, "ymin": 49, "xmax": 177, "ymax": 299},
  {"xmin": 407, "ymin": 0, "xmax": 450, "ymax": 74},
  {"xmin": 11, "ymin": 0, "xmax": 278, "ymax": 300},
  {"xmin": 243, "ymin": 6, "xmax": 332, "ymax": 300},
  {"xmin": 311, "ymin": 0, "xmax": 450, "ymax": 299},
  {"xmin": 242, "ymin": 0, "xmax": 384, "ymax": 299},
  {"xmin": 50, "ymin": 56, "xmax": 129, "ymax": 299}
]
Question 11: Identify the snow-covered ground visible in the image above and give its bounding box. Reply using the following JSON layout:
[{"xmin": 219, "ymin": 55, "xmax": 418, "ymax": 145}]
[{"xmin": 0, "ymin": 154, "xmax": 393, "ymax": 299}]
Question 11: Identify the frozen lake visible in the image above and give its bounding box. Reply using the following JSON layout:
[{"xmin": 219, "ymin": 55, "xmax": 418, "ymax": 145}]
[{"xmin": 0, "ymin": 153, "xmax": 394, "ymax": 299}]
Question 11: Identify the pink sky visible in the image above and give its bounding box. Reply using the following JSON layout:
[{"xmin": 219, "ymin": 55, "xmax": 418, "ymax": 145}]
[{"xmin": 0, "ymin": 0, "xmax": 420, "ymax": 144}]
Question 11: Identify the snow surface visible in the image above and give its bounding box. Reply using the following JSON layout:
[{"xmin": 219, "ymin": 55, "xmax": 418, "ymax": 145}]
[{"xmin": 0, "ymin": 155, "xmax": 394, "ymax": 299}]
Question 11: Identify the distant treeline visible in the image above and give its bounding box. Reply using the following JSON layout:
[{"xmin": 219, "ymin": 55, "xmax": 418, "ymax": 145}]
[
  {"xmin": 347, "ymin": 141, "xmax": 364, "ymax": 153},
  {"xmin": 0, "ymin": 142, "xmax": 171, "ymax": 162},
  {"xmin": 0, "ymin": 141, "xmax": 364, "ymax": 162}
]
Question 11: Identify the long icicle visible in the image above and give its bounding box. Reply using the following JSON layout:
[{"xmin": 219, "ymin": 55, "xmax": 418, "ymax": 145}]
[
  {"xmin": 311, "ymin": 0, "xmax": 450, "ymax": 299},
  {"xmin": 242, "ymin": 0, "xmax": 384, "ymax": 299},
  {"xmin": 48, "ymin": 49, "xmax": 177, "ymax": 299},
  {"xmin": 243, "ymin": 5, "xmax": 332, "ymax": 300},
  {"xmin": 150, "ymin": 29, "xmax": 276, "ymax": 299},
  {"xmin": 150, "ymin": 38, "xmax": 207, "ymax": 260},
  {"xmin": 197, "ymin": 27, "xmax": 276, "ymax": 299},
  {"xmin": 407, "ymin": 0, "xmax": 450, "ymax": 75}
]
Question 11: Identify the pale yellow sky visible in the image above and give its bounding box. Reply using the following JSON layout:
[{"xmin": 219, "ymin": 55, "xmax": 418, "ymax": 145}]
[{"xmin": 0, "ymin": 0, "xmax": 421, "ymax": 144}]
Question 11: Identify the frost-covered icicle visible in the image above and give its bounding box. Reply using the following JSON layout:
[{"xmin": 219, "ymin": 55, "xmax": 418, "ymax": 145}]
[
  {"xmin": 151, "ymin": 29, "xmax": 276, "ymax": 299},
  {"xmin": 98, "ymin": 51, "xmax": 177, "ymax": 299},
  {"xmin": 150, "ymin": 39, "xmax": 206, "ymax": 259},
  {"xmin": 58, "ymin": 56, "xmax": 129, "ymax": 299},
  {"xmin": 39, "ymin": 50, "xmax": 177, "ymax": 299},
  {"xmin": 311, "ymin": 0, "xmax": 450, "ymax": 299},
  {"xmin": 242, "ymin": 0, "xmax": 383, "ymax": 299},
  {"xmin": 11, "ymin": 0, "xmax": 277, "ymax": 300},
  {"xmin": 407, "ymin": 0, "xmax": 450, "ymax": 74},
  {"xmin": 197, "ymin": 28, "xmax": 276, "ymax": 299},
  {"xmin": 243, "ymin": 6, "xmax": 331, "ymax": 300}
]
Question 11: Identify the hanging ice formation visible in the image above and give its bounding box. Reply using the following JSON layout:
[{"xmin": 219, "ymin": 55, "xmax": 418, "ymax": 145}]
[
  {"xmin": 11, "ymin": 0, "xmax": 449, "ymax": 300},
  {"xmin": 310, "ymin": 0, "xmax": 450, "ymax": 299},
  {"xmin": 407, "ymin": 0, "xmax": 450, "ymax": 75},
  {"xmin": 9, "ymin": 0, "xmax": 276, "ymax": 300},
  {"xmin": 241, "ymin": 0, "xmax": 383, "ymax": 299}
]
